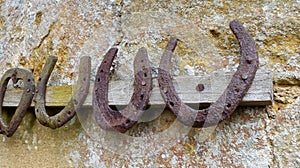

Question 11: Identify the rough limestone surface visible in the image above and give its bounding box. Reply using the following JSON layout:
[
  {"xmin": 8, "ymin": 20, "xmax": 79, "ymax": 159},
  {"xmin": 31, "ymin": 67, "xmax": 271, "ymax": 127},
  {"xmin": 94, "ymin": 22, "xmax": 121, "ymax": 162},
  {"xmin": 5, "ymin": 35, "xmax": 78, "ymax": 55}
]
[{"xmin": 0, "ymin": 0, "xmax": 299, "ymax": 167}]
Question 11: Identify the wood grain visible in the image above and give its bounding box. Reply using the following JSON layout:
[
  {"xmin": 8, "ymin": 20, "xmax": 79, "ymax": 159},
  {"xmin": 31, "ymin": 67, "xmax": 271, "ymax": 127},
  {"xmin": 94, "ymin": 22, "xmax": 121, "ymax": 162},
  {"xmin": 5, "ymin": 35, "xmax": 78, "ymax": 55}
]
[{"xmin": 2, "ymin": 69, "xmax": 272, "ymax": 107}]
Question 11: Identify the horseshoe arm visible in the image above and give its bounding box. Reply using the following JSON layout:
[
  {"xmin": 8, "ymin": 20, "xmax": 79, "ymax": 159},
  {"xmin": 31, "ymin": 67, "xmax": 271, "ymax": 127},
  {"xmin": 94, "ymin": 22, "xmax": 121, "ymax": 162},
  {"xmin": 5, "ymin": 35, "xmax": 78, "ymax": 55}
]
[
  {"xmin": 73, "ymin": 56, "xmax": 91, "ymax": 111},
  {"xmin": 93, "ymin": 47, "xmax": 152, "ymax": 133},
  {"xmin": 158, "ymin": 20, "xmax": 259, "ymax": 127}
]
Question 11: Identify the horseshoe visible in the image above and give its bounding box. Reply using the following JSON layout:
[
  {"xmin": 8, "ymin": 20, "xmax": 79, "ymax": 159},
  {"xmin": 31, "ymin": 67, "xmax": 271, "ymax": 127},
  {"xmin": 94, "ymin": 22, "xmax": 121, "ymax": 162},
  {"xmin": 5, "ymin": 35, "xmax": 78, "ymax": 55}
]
[
  {"xmin": 34, "ymin": 56, "xmax": 91, "ymax": 129},
  {"xmin": 0, "ymin": 68, "xmax": 35, "ymax": 137},
  {"xmin": 93, "ymin": 47, "xmax": 152, "ymax": 133},
  {"xmin": 158, "ymin": 20, "xmax": 259, "ymax": 127}
]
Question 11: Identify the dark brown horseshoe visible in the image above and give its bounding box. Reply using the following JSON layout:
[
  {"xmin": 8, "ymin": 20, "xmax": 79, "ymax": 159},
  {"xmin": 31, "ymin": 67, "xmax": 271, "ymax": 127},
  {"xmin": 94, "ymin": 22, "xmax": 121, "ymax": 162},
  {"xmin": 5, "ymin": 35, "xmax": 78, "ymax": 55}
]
[
  {"xmin": 0, "ymin": 68, "xmax": 35, "ymax": 137},
  {"xmin": 158, "ymin": 20, "xmax": 259, "ymax": 127},
  {"xmin": 93, "ymin": 47, "xmax": 152, "ymax": 133},
  {"xmin": 34, "ymin": 56, "xmax": 91, "ymax": 129}
]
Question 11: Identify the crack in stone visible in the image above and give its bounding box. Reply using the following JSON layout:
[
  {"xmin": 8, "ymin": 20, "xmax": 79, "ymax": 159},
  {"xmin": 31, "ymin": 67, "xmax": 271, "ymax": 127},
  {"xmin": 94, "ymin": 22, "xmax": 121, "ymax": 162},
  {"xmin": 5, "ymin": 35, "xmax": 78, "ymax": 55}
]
[{"xmin": 34, "ymin": 22, "xmax": 55, "ymax": 50}]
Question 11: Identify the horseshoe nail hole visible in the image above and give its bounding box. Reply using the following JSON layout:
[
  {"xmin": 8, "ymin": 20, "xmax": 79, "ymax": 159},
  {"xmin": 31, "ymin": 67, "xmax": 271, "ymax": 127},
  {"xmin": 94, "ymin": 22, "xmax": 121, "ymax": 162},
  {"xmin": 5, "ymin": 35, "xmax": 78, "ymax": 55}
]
[
  {"xmin": 100, "ymin": 69, "xmax": 104, "ymax": 73},
  {"xmin": 235, "ymin": 88, "xmax": 240, "ymax": 93},
  {"xmin": 58, "ymin": 120, "xmax": 61, "ymax": 123},
  {"xmin": 247, "ymin": 60, "xmax": 252, "ymax": 64},
  {"xmin": 144, "ymin": 73, "xmax": 147, "ymax": 78},
  {"xmin": 104, "ymin": 61, "xmax": 107, "ymax": 64},
  {"xmin": 27, "ymin": 78, "xmax": 31, "ymax": 82},
  {"xmin": 196, "ymin": 84, "xmax": 205, "ymax": 92},
  {"xmin": 140, "ymin": 94, "xmax": 144, "ymax": 100},
  {"xmin": 74, "ymin": 99, "xmax": 78, "ymax": 105},
  {"xmin": 140, "ymin": 59, "xmax": 144, "ymax": 63},
  {"xmin": 222, "ymin": 111, "xmax": 227, "ymax": 118},
  {"xmin": 38, "ymin": 77, "xmax": 42, "ymax": 81},
  {"xmin": 169, "ymin": 101, "xmax": 174, "ymax": 107},
  {"xmin": 226, "ymin": 103, "xmax": 231, "ymax": 108},
  {"xmin": 242, "ymin": 74, "xmax": 248, "ymax": 80},
  {"xmin": 97, "ymin": 78, "xmax": 100, "ymax": 82},
  {"xmin": 67, "ymin": 111, "xmax": 72, "ymax": 116},
  {"xmin": 36, "ymin": 109, "xmax": 39, "ymax": 113}
]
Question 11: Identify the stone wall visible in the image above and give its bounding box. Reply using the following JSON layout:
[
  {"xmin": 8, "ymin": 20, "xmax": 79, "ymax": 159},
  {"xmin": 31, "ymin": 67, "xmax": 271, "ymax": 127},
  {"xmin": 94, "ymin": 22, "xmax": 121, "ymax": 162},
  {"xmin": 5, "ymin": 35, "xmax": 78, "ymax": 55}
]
[{"xmin": 0, "ymin": 0, "xmax": 299, "ymax": 167}]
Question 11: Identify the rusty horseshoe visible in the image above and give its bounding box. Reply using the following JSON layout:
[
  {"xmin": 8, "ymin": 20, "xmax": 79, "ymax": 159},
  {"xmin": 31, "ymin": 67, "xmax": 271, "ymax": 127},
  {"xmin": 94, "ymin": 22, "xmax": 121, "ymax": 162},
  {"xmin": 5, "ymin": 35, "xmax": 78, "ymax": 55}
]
[
  {"xmin": 34, "ymin": 56, "xmax": 91, "ymax": 129},
  {"xmin": 158, "ymin": 20, "xmax": 259, "ymax": 127},
  {"xmin": 0, "ymin": 68, "xmax": 35, "ymax": 137},
  {"xmin": 93, "ymin": 47, "xmax": 152, "ymax": 133}
]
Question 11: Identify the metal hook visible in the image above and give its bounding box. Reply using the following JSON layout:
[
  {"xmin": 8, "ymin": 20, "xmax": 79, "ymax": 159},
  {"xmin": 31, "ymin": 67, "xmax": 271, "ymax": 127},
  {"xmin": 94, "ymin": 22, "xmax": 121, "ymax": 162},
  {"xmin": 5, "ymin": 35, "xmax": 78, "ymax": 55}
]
[
  {"xmin": 93, "ymin": 47, "xmax": 152, "ymax": 133},
  {"xmin": 34, "ymin": 56, "xmax": 91, "ymax": 129},
  {"xmin": 158, "ymin": 20, "xmax": 259, "ymax": 127},
  {"xmin": 0, "ymin": 68, "xmax": 35, "ymax": 137}
]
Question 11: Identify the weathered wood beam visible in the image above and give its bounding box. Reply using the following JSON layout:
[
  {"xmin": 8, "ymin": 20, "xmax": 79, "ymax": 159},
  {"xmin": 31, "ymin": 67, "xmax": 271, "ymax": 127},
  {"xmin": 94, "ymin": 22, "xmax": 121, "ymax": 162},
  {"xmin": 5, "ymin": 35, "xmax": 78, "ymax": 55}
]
[{"xmin": 2, "ymin": 69, "xmax": 272, "ymax": 107}]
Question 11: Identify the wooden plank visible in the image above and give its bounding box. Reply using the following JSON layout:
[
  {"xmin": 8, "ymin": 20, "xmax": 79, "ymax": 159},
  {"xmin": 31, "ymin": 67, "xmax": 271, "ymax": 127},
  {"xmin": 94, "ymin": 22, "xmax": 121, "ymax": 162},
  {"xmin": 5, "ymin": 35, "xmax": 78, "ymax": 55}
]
[{"xmin": 2, "ymin": 69, "xmax": 272, "ymax": 107}]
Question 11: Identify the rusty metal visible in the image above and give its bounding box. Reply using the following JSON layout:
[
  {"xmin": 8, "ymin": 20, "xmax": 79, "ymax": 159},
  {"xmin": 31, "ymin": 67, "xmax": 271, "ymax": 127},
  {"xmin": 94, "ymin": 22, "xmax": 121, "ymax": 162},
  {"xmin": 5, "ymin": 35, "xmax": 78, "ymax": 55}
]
[
  {"xmin": 0, "ymin": 68, "xmax": 35, "ymax": 137},
  {"xmin": 158, "ymin": 20, "xmax": 259, "ymax": 127},
  {"xmin": 93, "ymin": 47, "xmax": 152, "ymax": 133},
  {"xmin": 0, "ymin": 19, "xmax": 260, "ymax": 136},
  {"xmin": 34, "ymin": 56, "xmax": 91, "ymax": 129}
]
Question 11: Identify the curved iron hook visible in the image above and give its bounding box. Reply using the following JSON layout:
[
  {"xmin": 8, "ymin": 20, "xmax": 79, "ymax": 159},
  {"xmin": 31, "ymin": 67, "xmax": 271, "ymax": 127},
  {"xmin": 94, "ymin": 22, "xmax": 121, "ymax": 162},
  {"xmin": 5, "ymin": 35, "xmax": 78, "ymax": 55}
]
[
  {"xmin": 158, "ymin": 20, "xmax": 259, "ymax": 127},
  {"xmin": 93, "ymin": 47, "xmax": 152, "ymax": 133},
  {"xmin": 0, "ymin": 68, "xmax": 35, "ymax": 137},
  {"xmin": 34, "ymin": 56, "xmax": 91, "ymax": 128}
]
